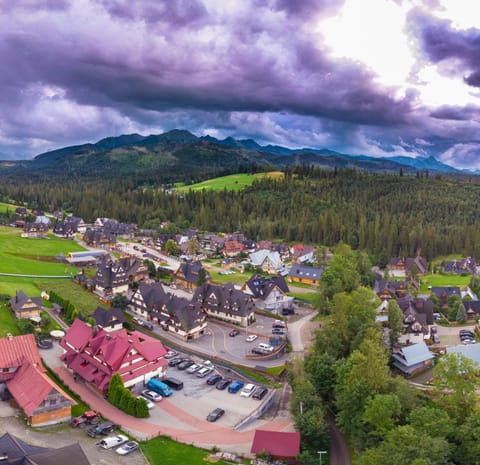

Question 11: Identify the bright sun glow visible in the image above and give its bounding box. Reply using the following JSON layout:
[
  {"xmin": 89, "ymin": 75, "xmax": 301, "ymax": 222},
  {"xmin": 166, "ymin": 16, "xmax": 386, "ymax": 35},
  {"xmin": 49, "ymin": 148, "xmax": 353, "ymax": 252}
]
[{"xmin": 317, "ymin": 0, "xmax": 413, "ymax": 89}]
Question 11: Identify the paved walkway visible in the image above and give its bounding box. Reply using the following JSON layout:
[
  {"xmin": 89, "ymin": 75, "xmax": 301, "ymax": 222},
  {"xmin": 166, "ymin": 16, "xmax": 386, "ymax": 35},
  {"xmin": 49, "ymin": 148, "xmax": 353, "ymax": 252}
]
[{"xmin": 53, "ymin": 365, "xmax": 292, "ymax": 456}]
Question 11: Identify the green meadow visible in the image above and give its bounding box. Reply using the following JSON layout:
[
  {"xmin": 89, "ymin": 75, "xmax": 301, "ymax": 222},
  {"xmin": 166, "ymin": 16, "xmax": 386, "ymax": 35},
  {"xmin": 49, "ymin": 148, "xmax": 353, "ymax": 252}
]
[
  {"xmin": 419, "ymin": 273, "xmax": 472, "ymax": 292},
  {"xmin": 174, "ymin": 171, "xmax": 284, "ymax": 192}
]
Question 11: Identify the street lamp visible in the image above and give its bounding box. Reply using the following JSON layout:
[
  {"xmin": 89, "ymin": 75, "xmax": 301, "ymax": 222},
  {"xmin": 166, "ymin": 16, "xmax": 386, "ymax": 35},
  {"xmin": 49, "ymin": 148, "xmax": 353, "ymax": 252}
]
[{"xmin": 318, "ymin": 450, "xmax": 327, "ymax": 465}]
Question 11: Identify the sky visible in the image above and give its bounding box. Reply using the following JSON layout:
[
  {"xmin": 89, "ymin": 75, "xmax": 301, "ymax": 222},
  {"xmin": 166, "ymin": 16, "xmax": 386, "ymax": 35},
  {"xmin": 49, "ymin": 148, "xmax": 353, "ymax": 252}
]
[{"xmin": 1, "ymin": 0, "xmax": 480, "ymax": 169}]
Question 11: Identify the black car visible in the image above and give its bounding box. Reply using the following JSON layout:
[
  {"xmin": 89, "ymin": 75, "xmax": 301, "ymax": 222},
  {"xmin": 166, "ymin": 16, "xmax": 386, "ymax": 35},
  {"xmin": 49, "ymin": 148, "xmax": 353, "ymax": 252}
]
[
  {"xmin": 87, "ymin": 421, "xmax": 116, "ymax": 437},
  {"xmin": 206, "ymin": 408, "xmax": 225, "ymax": 422},
  {"xmin": 460, "ymin": 330, "xmax": 474, "ymax": 337},
  {"xmin": 215, "ymin": 378, "xmax": 232, "ymax": 390},
  {"xmin": 229, "ymin": 329, "xmax": 239, "ymax": 337},
  {"xmin": 252, "ymin": 386, "xmax": 268, "ymax": 400},
  {"xmin": 272, "ymin": 328, "xmax": 286, "ymax": 335},
  {"xmin": 168, "ymin": 357, "xmax": 183, "ymax": 367},
  {"xmin": 281, "ymin": 308, "xmax": 294, "ymax": 316},
  {"xmin": 206, "ymin": 374, "xmax": 222, "ymax": 385},
  {"xmin": 177, "ymin": 359, "xmax": 194, "ymax": 370}
]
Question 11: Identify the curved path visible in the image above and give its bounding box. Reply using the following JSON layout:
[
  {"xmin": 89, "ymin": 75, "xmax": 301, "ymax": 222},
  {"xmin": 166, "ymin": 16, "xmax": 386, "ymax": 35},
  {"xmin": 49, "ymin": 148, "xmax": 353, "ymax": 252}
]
[{"xmin": 55, "ymin": 366, "xmax": 291, "ymax": 455}]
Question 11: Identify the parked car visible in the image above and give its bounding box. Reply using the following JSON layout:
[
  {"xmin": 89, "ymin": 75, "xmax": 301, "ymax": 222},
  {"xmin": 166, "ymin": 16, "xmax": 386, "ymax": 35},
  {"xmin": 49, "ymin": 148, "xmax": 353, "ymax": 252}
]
[
  {"xmin": 177, "ymin": 359, "xmax": 195, "ymax": 370},
  {"xmin": 228, "ymin": 380, "xmax": 245, "ymax": 394},
  {"xmin": 88, "ymin": 421, "xmax": 116, "ymax": 437},
  {"xmin": 252, "ymin": 347, "xmax": 269, "ymax": 355},
  {"xmin": 186, "ymin": 363, "xmax": 202, "ymax": 374},
  {"xmin": 272, "ymin": 320, "xmax": 286, "ymax": 328},
  {"xmin": 168, "ymin": 357, "xmax": 183, "ymax": 367},
  {"xmin": 141, "ymin": 389, "xmax": 162, "ymax": 402},
  {"xmin": 70, "ymin": 410, "xmax": 100, "ymax": 428},
  {"xmin": 116, "ymin": 441, "xmax": 139, "ymax": 456},
  {"xmin": 142, "ymin": 320, "xmax": 154, "ymax": 331},
  {"xmin": 216, "ymin": 378, "xmax": 232, "ymax": 390},
  {"xmin": 229, "ymin": 329, "xmax": 239, "ymax": 337},
  {"xmin": 137, "ymin": 395, "xmax": 154, "ymax": 410},
  {"xmin": 196, "ymin": 366, "xmax": 213, "ymax": 378},
  {"xmin": 206, "ymin": 374, "xmax": 222, "ymax": 385},
  {"xmin": 272, "ymin": 328, "xmax": 286, "ymax": 335},
  {"xmin": 246, "ymin": 334, "xmax": 257, "ymax": 342},
  {"xmin": 146, "ymin": 378, "xmax": 173, "ymax": 397},
  {"xmin": 164, "ymin": 349, "xmax": 178, "ymax": 359},
  {"xmin": 163, "ymin": 377, "xmax": 184, "ymax": 390},
  {"xmin": 206, "ymin": 408, "xmax": 225, "ymax": 422},
  {"xmin": 240, "ymin": 383, "xmax": 256, "ymax": 398},
  {"xmin": 252, "ymin": 386, "xmax": 268, "ymax": 400},
  {"xmin": 281, "ymin": 307, "xmax": 294, "ymax": 316},
  {"xmin": 96, "ymin": 434, "xmax": 128, "ymax": 449}
]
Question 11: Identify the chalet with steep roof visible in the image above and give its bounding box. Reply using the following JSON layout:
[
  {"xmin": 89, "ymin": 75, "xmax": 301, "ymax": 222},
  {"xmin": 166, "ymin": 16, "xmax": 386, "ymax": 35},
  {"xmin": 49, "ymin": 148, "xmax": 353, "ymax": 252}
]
[
  {"xmin": 0, "ymin": 334, "xmax": 74, "ymax": 426},
  {"xmin": 223, "ymin": 240, "xmax": 246, "ymax": 257},
  {"xmin": 243, "ymin": 274, "xmax": 293, "ymax": 313},
  {"xmin": 392, "ymin": 341, "xmax": 434, "ymax": 376},
  {"xmin": 82, "ymin": 229, "xmax": 116, "ymax": 248},
  {"xmin": 150, "ymin": 295, "xmax": 207, "ymax": 341},
  {"xmin": 249, "ymin": 249, "xmax": 286, "ymax": 275},
  {"xmin": 387, "ymin": 255, "xmax": 428, "ymax": 277},
  {"xmin": 443, "ymin": 256, "xmax": 477, "ymax": 275},
  {"xmin": 130, "ymin": 282, "xmax": 168, "ymax": 320},
  {"xmin": 193, "ymin": 283, "xmax": 256, "ymax": 327},
  {"xmin": 9, "ymin": 291, "xmax": 42, "ymax": 323},
  {"xmin": 93, "ymin": 257, "xmax": 130, "ymax": 297},
  {"xmin": 91, "ymin": 307, "xmax": 127, "ymax": 332},
  {"xmin": 21, "ymin": 222, "xmax": 49, "ymax": 238},
  {"xmin": 172, "ymin": 261, "xmax": 209, "ymax": 290},
  {"xmin": 430, "ymin": 286, "xmax": 461, "ymax": 308},
  {"xmin": 60, "ymin": 319, "xmax": 168, "ymax": 391},
  {"xmin": 374, "ymin": 280, "xmax": 408, "ymax": 300}
]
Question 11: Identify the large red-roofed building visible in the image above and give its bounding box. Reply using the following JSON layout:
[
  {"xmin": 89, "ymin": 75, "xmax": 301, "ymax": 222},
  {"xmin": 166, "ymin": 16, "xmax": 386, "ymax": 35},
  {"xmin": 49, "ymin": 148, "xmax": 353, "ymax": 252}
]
[
  {"xmin": 60, "ymin": 319, "xmax": 168, "ymax": 391},
  {"xmin": 0, "ymin": 333, "xmax": 74, "ymax": 426}
]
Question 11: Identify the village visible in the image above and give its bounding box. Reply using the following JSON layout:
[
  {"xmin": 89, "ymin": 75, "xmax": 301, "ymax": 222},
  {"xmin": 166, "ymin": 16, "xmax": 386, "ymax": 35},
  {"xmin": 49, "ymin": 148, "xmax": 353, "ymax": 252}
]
[{"xmin": 1, "ymin": 209, "xmax": 480, "ymax": 464}]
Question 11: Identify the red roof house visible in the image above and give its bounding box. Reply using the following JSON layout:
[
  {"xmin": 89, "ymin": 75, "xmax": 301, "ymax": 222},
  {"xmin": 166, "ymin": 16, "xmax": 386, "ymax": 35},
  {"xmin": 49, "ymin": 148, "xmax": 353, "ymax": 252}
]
[
  {"xmin": 60, "ymin": 319, "xmax": 168, "ymax": 391},
  {"xmin": 251, "ymin": 430, "xmax": 301, "ymax": 459},
  {"xmin": 0, "ymin": 334, "xmax": 74, "ymax": 426}
]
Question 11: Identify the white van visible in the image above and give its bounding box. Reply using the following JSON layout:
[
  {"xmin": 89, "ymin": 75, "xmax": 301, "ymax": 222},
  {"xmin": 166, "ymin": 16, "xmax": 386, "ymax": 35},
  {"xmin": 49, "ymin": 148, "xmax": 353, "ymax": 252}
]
[
  {"xmin": 96, "ymin": 434, "xmax": 128, "ymax": 450},
  {"xmin": 258, "ymin": 343, "xmax": 274, "ymax": 352}
]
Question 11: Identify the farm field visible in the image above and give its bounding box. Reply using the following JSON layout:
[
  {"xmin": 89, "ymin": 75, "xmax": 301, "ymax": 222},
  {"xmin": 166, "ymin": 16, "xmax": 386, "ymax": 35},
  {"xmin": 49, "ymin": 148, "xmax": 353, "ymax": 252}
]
[{"xmin": 174, "ymin": 171, "xmax": 284, "ymax": 192}]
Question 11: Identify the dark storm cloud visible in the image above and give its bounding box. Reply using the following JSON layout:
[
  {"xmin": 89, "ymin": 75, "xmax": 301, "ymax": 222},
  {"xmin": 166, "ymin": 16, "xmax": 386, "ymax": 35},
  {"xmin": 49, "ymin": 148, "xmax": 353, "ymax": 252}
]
[
  {"xmin": 431, "ymin": 105, "xmax": 480, "ymax": 121},
  {"xmin": 410, "ymin": 9, "xmax": 480, "ymax": 87},
  {"xmin": 273, "ymin": 0, "xmax": 345, "ymax": 18}
]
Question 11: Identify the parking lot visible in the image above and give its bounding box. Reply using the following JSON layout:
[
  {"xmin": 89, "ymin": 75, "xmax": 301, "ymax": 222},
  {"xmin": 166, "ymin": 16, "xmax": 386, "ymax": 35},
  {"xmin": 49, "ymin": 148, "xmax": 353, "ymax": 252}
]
[{"xmin": 133, "ymin": 352, "xmax": 272, "ymax": 429}]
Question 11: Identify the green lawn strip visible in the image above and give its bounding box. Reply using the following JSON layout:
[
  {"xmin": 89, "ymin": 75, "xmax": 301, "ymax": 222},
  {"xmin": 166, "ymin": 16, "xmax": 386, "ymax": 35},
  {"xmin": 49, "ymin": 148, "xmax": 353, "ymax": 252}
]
[
  {"xmin": 140, "ymin": 435, "xmax": 233, "ymax": 465},
  {"xmin": 265, "ymin": 365, "xmax": 286, "ymax": 378},
  {"xmin": 419, "ymin": 273, "xmax": 471, "ymax": 292},
  {"xmin": 0, "ymin": 302, "xmax": 21, "ymax": 336},
  {"xmin": 0, "ymin": 202, "xmax": 23, "ymax": 214},
  {"xmin": 209, "ymin": 270, "xmax": 251, "ymax": 285},
  {"xmin": 288, "ymin": 291, "xmax": 317, "ymax": 305},
  {"xmin": 36, "ymin": 280, "xmax": 101, "ymax": 316}
]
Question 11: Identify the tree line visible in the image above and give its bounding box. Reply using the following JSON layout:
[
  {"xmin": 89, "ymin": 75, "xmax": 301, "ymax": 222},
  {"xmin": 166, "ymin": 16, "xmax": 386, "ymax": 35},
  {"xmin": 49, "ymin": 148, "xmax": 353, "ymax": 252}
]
[{"xmin": 3, "ymin": 168, "xmax": 480, "ymax": 262}]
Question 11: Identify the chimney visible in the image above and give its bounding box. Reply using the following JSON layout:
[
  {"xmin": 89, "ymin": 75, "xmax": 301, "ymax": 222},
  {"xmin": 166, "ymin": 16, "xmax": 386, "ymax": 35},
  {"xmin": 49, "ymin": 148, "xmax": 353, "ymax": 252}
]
[{"xmin": 7, "ymin": 333, "xmax": 13, "ymax": 341}]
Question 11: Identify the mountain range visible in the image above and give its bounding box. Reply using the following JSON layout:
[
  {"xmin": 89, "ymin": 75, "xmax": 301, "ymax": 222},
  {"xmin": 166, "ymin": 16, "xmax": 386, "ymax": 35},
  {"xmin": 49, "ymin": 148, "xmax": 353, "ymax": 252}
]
[{"xmin": 0, "ymin": 129, "xmax": 463, "ymax": 181}]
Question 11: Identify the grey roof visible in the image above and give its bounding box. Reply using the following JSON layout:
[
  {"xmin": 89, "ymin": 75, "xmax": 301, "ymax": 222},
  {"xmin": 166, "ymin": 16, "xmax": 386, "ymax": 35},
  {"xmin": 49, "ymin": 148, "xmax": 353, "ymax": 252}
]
[
  {"xmin": 9, "ymin": 291, "xmax": 42, "ymax": 314},
  {"xmin": 447, "ymin": 344, "xmax": 480, "ymax": 365},
  {"xmin": 288, "ymin": 265, "xmax": 323, "ymax": 280},
  {"xmin": 91, "ymin": 307, "xmax": 127, "ymax": 328},
  {"xmin": 151, "ymin": 295, "xmax": 206, "ymax": 332},
  {"xmin": 245, "ymin": 274, "xmax": 289, "ymax": 300},
  {"xmin": 393, "ymin": 341, "xmax": 434, "ymax": 366},
  {"xmin": 193, "ymin": 283, "xmax": 256, "ymax": 317},
  {"xmin": 0, "ymin": 433, "xmax": 91, "ymax": 465}
]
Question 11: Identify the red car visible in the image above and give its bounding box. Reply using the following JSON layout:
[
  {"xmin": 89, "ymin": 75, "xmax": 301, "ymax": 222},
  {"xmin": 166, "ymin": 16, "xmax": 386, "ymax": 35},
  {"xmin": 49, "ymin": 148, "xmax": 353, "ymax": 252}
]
[{"xmin": 70, "ymin": 410, "xmax": 100, "ymax": 428}]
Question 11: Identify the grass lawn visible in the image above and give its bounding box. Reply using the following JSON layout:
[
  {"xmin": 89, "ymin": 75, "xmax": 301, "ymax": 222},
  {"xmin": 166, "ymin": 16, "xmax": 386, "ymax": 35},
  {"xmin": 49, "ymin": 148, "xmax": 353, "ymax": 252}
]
[
  {"xmin": 209, "ymin": 270, "xmax": 251, "ymax": 285},
  {"xmin": 0, "ymin": 302, "xmax": 21, "ymax": 337},
  {"xmin": 140, "ymin": 436, "xmax": 232, "ymax": 465},
  {"xmin": 0, "ymin": 202, "xmax": 23, "ymax": 214},
  {"xmin": 36, "ymin": 280, "xmax": 101, "ymax": 316},
  {"xmin": 0, "ymin": 226, "xmax": 85, "ymax": 275},
  {"xmin": 174, "ymin": 171, "xmax": 284, "ymax": 193},
  {"xmin": 420, "ymin": 273, "xmax": 471, "ymax": 292},
  {"xmin": 288, "ymin": 291, "xmax": 317, "ymax": 305}
]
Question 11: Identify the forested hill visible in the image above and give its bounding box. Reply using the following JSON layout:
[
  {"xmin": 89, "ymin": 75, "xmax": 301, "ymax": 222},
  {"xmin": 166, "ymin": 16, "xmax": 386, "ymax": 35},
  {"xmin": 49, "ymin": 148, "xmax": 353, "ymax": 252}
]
[
  {"xmin": 2, "ymin": 166, "xmax": 480, "ymax": 263},
  {"xmin": 0, "ymin": 129, "xmax": 463, "ymax": 182}
]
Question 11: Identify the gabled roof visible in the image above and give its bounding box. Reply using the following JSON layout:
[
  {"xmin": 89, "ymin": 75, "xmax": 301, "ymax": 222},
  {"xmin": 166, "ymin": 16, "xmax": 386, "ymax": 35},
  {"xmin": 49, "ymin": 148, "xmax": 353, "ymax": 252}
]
[
  {"xmin": 0, "ymin": 334, "xmax": 42, "ymax": 370},
  {"xmin": 249, "ymin": 250, "xmax": 283, "ymax": 269},
  {"xmin": 395, "ymin": 341, "xmax": 434, "ymax": 366},
  {"xmin": 251, "ymin": 430, "xmax": 301, "ymax": 458},
  {"xmin": 60, "ymin": 318, "xmax": 93, "ymax": 352},
  {"xmin": 152, "ymin": 295, "xmax": 207, "ymax": 332},
  {"xmin": 0, "ymin": 433, "xmax": 91, "ymax": 465},
  {"xmin": 6, "ymin": 361, "xmax": 74, "ymax": 416},
  {"xmin": 9, "ymin": 291, "xmax": 42, "ymax": 314},
  {"xmin": 245, "ymin": 274, "xmax": 289, "ymax": 300},
  {"xmin": 194, "ymin": 283, "xmax": 256, "ymax": 317},
  {"xmin": 177, "ymin": 261, "xmax": 206, "ymax": 284},
  {"xmin": 288, "ymin": 264, "xmax": 323, "ymax": 280},
  {"xmin": 91, "ymin": 307, "xmax": 127, "ymax": 328}
]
